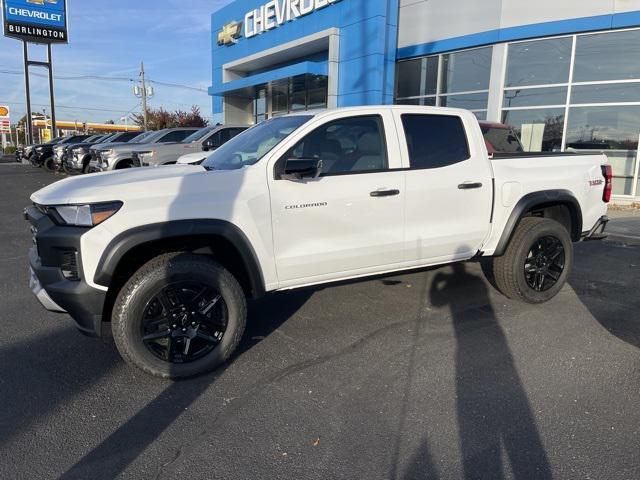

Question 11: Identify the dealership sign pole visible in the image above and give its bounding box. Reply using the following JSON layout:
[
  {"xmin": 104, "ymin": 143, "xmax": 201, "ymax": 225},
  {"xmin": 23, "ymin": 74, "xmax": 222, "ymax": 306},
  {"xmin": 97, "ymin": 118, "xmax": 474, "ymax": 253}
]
[{"xmin": 2, "ymin": 0, "xmax": 68, "ymax": 145}]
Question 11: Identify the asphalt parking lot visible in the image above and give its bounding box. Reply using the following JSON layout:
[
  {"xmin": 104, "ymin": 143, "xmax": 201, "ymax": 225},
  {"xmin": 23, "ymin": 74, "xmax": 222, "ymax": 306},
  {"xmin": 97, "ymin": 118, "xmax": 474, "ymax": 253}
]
[{"xmin": 1, "ymin": 164, "xmax": 639, "ymax": 480}]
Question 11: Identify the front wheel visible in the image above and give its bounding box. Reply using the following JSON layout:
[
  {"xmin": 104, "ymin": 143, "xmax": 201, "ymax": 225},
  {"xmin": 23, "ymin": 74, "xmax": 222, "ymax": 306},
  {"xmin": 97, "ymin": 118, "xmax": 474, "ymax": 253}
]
[
  {"xmin": 488, "ymin": 217, "xmax": 573, "ymax": 304},
  {"xmin": 112, "ymin": 253, "xmax": 247, "ymax": 379},
  {"xmin": 43, "ymin": 156, "xmax": 56, "ymax": 172}
]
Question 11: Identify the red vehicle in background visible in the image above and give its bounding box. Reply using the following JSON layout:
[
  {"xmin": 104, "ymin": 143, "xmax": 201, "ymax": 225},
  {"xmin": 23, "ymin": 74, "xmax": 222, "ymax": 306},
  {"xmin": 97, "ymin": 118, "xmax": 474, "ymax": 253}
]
[{"xmin": 480, "ymin": 121, "xmax": 524, "ymax": 154}]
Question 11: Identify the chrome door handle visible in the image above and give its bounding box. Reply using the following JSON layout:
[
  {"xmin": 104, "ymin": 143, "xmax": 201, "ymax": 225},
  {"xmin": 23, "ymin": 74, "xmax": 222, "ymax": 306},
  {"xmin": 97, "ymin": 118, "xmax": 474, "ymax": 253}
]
[
  {"xmin": 458, "ymin": 182, "xmax": 483, "ymax": 190},
  {"xmin": 370, "ymin": 189, "xmax": 400, "ymax": 197}
]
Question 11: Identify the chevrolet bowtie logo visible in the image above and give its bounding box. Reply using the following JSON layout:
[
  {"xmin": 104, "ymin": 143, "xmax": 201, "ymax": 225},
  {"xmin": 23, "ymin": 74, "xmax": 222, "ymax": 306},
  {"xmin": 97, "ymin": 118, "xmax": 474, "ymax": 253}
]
[
  {"xmin": 26, "ymin": 0, "xmax": 59, "ymax": 4},
  {"xmin": 218, "ymin": 21, "xmax": 242, "ymax": 46}
]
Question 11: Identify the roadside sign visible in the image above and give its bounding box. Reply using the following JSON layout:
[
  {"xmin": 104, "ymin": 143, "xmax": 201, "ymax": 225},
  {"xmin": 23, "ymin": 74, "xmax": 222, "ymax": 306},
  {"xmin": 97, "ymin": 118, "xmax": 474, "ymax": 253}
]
[
  {"xmin": 2, "ymin": 0, "xmax": 68, "ymax": 44},
  {"xmin": 0, "ymin": 105, "xmax": 9, "ymax": 133}
]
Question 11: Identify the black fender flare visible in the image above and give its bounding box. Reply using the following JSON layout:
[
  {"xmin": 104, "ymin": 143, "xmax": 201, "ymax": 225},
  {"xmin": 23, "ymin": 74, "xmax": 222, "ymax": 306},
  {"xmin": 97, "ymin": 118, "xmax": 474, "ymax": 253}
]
[
  {"xmin": 94, "ymin": 220, "xmax": 265, "ymax": 298},
  {"xmin": 493, "ymin": 189, "xmax": 583, "ymax": 256}
]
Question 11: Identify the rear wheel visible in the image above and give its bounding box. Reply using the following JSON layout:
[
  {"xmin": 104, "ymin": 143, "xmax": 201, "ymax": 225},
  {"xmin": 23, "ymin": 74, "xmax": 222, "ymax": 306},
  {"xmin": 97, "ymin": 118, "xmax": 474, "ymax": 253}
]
[
  {"xmin": 488, "ymin": 217, "xmax": 573, "ymax": 304},
  {"xmin": 112, "ymin": 253, "xmax": 246, "ymax": 379}
]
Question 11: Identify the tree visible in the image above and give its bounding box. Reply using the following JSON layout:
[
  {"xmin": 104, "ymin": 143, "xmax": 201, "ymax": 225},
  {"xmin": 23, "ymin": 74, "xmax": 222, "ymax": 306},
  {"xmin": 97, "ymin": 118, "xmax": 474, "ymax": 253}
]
[
  {"xmin": 175, "ymin": 106, "xmax": 208, "ymax": 128},
  {"xmin": 132, "ymin": 105, "xmax": 208, "ymax": 130}
]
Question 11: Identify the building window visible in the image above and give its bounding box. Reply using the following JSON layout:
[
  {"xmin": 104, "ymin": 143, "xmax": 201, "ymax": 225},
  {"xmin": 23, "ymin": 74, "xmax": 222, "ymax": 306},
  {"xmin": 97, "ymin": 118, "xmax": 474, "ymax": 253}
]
[
  {"xmin": 505, "ymin": 37, "xmax": 572, "ymax": 87},
  {"xmin": 395, "ymin": 46, "xmax": 492, "ymax": 119},
  {"xmin": 252, "ymin": 74, "xmax": 328, "ymax": 124},
  {"xmin": 500, "ymin": 29, "xmax": 640, "ymax": 197},
  {"xmin": 501, "ymin": 108, "xmax": 565, "ymax": 152},
  {"xmin": 573, "ymin": 29, "xmax": 640, "ymax": 82}
]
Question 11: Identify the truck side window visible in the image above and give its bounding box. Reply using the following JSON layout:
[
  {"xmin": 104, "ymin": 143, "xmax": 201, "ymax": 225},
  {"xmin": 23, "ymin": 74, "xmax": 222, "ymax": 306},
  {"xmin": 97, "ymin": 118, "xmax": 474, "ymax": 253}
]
[
  {"xmin": 401, "ymin": 114, "xmax": 470, "ymax": 169},
  {"xmin": 286, "ymin": 116, "xmax": 388, "ymax": 175},
  {"xmin": 159, "ymin": 130, "xmax": 197, "ymax": 143}
]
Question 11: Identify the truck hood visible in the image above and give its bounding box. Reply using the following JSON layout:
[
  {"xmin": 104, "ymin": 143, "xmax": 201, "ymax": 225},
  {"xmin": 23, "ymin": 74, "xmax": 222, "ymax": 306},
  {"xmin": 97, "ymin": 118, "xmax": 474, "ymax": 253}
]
[{"xmin": 31, "ymin": 165, "xmax": 207, "ymax": 205}]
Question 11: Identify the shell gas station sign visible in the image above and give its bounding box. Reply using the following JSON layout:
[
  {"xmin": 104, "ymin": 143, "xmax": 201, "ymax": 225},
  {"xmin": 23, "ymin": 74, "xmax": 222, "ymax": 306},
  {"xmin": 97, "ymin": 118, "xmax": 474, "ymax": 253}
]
[{"xmin": 0, "ymin": 105, "xmax": 10, "ymax": 134}]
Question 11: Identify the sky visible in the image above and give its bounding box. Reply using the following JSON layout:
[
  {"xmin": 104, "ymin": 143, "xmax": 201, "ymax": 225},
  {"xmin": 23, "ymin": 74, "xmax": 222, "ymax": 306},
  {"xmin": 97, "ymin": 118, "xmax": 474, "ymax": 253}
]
[{"xmin": 0, "ymin": 0, "xmax": 233, "ymax": 125}]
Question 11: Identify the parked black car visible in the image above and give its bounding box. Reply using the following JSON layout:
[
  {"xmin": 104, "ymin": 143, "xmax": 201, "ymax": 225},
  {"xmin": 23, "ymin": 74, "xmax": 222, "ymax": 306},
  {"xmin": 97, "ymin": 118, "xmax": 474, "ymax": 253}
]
[
  {"xmin": 63, "ymin": 131, "xmax": 141, "ymax": 173},
  {"xmin": 32, "ymin": 135, "xmax": 93, "ymax": 170},
  {"xmin": 17, "ymin": 136, "xmax": 64, "ymax": 163}
]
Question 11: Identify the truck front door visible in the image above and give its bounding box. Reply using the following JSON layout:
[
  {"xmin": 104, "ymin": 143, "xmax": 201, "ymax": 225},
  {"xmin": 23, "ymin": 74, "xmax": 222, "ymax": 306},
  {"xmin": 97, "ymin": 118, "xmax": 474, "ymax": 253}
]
[
  {"xmin": 269, "ymin": 111, "xmax": 405, "ymax": 287},
  {"xmin": 394, "ymin": 111, "xmax": 493, "ymax": 263}
]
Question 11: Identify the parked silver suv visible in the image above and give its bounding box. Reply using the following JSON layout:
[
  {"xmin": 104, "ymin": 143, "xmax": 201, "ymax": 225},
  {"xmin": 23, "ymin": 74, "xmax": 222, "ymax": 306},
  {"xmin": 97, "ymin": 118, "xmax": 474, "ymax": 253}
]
[{"xmin": 89, "ymin": 128, "xmax": 198, "ymax": 172}]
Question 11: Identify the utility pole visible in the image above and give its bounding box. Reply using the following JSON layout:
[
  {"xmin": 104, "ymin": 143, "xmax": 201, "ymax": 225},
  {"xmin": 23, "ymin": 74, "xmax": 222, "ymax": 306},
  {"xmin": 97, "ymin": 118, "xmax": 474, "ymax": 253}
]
[{"xmin": 140, "ymin": 61, "xmax": 148, "ymax": 131}]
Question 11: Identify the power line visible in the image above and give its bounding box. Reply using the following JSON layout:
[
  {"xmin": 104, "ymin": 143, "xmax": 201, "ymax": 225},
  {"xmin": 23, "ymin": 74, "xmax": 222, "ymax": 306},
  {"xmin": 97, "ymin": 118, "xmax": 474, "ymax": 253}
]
[
  {"xmin": 0, "ymin": 69, "xmax": 208, "ymax": 92},
  {"xmin": 0, "ymin": 100, "xmax": 142, "ymax": 114}
]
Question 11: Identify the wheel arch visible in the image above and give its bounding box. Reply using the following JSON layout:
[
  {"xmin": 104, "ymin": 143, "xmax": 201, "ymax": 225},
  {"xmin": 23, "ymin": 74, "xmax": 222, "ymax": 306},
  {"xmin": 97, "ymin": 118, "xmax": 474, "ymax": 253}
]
[
  {"xmin": 494, "ymin": 190, "xmax": 583, "ymax": 257},
  {"xmin": 95, "ymin": 220, "xmax": 266, "ymax": 305},
  {"xmin": 114, "ymin": 158, "xmax": 133, "ymax": 169}
]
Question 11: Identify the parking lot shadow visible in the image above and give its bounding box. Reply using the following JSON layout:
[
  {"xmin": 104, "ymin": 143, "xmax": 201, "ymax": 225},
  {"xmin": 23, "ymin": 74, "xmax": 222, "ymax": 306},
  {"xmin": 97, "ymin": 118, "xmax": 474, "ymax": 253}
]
[
  {"xmin": 0, "ymin": 327, "xmax": 119, "ymax": 451},
  {"xmin": 429, "ymin": 263, "xmax": 552, "ymax": 480},
  {"xmin": 59, "ymin": 290, "xmax": 311, "ymax": 480}
]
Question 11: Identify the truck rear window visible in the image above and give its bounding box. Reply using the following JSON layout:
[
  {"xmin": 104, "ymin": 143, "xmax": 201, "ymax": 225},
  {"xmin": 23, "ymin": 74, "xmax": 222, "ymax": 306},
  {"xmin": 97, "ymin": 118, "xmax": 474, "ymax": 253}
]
[{"xmin": 401, "ymin": 114, "xmax": 470, "ymax": 169}]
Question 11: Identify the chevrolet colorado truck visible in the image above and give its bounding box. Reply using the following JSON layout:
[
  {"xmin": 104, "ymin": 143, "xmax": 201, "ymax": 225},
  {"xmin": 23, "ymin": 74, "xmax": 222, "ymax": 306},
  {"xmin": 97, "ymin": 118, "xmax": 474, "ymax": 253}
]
[
  {"xmin": 26, "ymin": 106, "xmax": 610, "ymax": 379},
  {"xmin": 132, "ymin": 124, "xmax": 248, "ymax": 167}
]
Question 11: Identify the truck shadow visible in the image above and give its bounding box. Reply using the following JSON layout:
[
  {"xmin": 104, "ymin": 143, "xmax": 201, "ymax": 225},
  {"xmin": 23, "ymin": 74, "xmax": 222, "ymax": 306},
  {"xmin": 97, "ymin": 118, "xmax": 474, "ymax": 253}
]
[
  {"xmin": 57, "ymin": 290, "xmax": 311, "ymax": 480},
  {"xmin": 411, "ymin": 262, "xmax": 552, "ymax": 480},
  {"xmin": 568, "ymin": 242, "xmax": 640, "ymax": 349}
]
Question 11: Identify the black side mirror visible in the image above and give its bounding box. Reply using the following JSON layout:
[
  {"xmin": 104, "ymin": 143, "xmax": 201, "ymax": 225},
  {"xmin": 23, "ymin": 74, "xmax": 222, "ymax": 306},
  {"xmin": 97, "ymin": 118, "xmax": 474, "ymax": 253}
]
[
  {"xmin": 282, "ymin": 158, "xmax": 322, "ymax": 181},
  {"xmin": 202, "ymin": 140, "xmax": 212, "ymax": 152}
]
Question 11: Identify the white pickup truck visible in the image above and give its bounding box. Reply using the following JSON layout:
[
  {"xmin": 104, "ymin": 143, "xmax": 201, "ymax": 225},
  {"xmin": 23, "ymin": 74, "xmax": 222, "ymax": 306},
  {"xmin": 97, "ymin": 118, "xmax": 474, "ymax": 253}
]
[{"xmin": 25, "ymin": 106, "xmax": 611, "ymax": 378}]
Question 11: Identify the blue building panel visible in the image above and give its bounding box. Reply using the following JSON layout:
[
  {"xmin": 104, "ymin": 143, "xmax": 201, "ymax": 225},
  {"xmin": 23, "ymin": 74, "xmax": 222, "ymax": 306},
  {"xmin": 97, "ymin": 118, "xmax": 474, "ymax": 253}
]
[{"xmin": 209, "ymin": 0, "xmax": 399, "ymax": 117}]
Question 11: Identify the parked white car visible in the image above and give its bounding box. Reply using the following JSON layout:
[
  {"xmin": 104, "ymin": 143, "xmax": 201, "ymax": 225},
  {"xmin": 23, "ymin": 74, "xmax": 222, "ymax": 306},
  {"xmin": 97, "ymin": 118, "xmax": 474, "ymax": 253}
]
[
  {"xmin": 26, "ymin": 106, "xmax": 611, "ymax": 378},
  {"xmin": 176, "ymin": 151, "xmax": 212, "ymax": 165}
]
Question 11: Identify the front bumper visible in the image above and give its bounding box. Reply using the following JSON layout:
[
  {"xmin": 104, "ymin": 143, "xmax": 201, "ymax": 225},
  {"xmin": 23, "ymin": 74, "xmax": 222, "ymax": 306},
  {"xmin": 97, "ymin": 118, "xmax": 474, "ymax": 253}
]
[{"xmin": 25, "ymin": 206, "xmax": 107, "ymax": 337}]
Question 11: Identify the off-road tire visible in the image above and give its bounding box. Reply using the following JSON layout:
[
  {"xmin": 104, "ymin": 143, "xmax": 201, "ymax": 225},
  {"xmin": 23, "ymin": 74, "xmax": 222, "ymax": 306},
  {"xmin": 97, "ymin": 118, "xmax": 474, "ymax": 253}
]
[
  {"xmin": 489, "ymin": 217, "xmax": 573, "ymax": 304},
  {"xmin": 112, "ymin": 252, "xmax": 246, "ymax": 379}
]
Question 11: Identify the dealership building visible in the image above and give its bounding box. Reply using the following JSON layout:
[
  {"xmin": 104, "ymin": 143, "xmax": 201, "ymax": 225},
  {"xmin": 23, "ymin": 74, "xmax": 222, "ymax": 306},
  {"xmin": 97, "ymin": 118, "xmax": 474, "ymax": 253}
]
[{"xmin": 209, "ymin": 0, "xmax": 640, "ymax": 201}]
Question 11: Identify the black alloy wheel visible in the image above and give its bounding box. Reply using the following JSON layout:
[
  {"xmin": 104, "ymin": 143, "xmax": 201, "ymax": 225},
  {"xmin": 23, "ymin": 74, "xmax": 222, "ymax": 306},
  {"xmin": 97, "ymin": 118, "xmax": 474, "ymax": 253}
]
[
  {"xmin": 141, "ymin": 282, "xmax": 228, "ymax": 364},
  {"xmin": 523, "ymin": 235, "xmax": 565, "ymax": 292}
]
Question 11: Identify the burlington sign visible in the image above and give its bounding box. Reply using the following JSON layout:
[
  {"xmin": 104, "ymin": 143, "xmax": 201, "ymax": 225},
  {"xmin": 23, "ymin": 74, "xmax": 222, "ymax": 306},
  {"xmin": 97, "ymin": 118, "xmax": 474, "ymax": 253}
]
[
  {"xmin": 2, "ymin": 0, "xmax": 68, "ymax": 44},
  {"xmin": 220, "ymin": 0, "xmax": 340, "ymax": 44}
]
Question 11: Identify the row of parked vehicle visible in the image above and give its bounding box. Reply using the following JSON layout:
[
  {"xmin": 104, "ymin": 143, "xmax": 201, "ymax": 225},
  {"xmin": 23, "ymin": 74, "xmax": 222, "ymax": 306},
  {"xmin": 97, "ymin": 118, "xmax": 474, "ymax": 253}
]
[
  {"xmin": 17, "ymin": 119, "xmax": 526, "ymax": 178},
  {"xmin": 17, "ymin": 124, "xmax": 250, "ymax": 174}
]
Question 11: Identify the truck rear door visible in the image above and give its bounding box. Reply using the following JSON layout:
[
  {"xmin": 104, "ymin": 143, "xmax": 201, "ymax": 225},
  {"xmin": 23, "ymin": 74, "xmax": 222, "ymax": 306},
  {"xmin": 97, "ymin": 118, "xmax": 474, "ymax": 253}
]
[{"xmin": 393, "ymin": 110, "xmax": 493, "ymax": 263}]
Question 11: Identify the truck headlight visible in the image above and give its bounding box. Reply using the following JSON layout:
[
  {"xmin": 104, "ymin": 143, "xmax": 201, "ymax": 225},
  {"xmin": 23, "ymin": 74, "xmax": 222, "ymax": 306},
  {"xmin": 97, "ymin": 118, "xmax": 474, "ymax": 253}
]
[
  {"xmin": 48, "ymin": 202, "xmax": 123, "ymax": 227},
  {"xmin": 99, "ymin": 149, "xmax": 113, "ymax": 160}
]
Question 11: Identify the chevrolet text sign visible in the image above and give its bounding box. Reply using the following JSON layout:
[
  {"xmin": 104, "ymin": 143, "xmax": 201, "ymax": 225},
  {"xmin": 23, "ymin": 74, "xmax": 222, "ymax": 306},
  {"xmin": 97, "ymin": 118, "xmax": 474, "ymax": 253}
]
[
  {"xmin": 244, "ymin": 0, "xmax": 340, "ymax": 39},
  {"xmin": 2, "ymin": 0, "xmax": 68, "ymax": 44}
]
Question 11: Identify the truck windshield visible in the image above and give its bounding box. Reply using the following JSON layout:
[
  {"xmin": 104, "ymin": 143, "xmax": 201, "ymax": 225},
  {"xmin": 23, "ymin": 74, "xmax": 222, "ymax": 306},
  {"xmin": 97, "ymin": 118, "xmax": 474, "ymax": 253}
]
[
  {"xmin": 203, "ymin": 116, "xmax": 312, "ymax": 171},
  {"xmin": 182, "ymin": 126, "xmax": 214, "ymax": 143}
]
